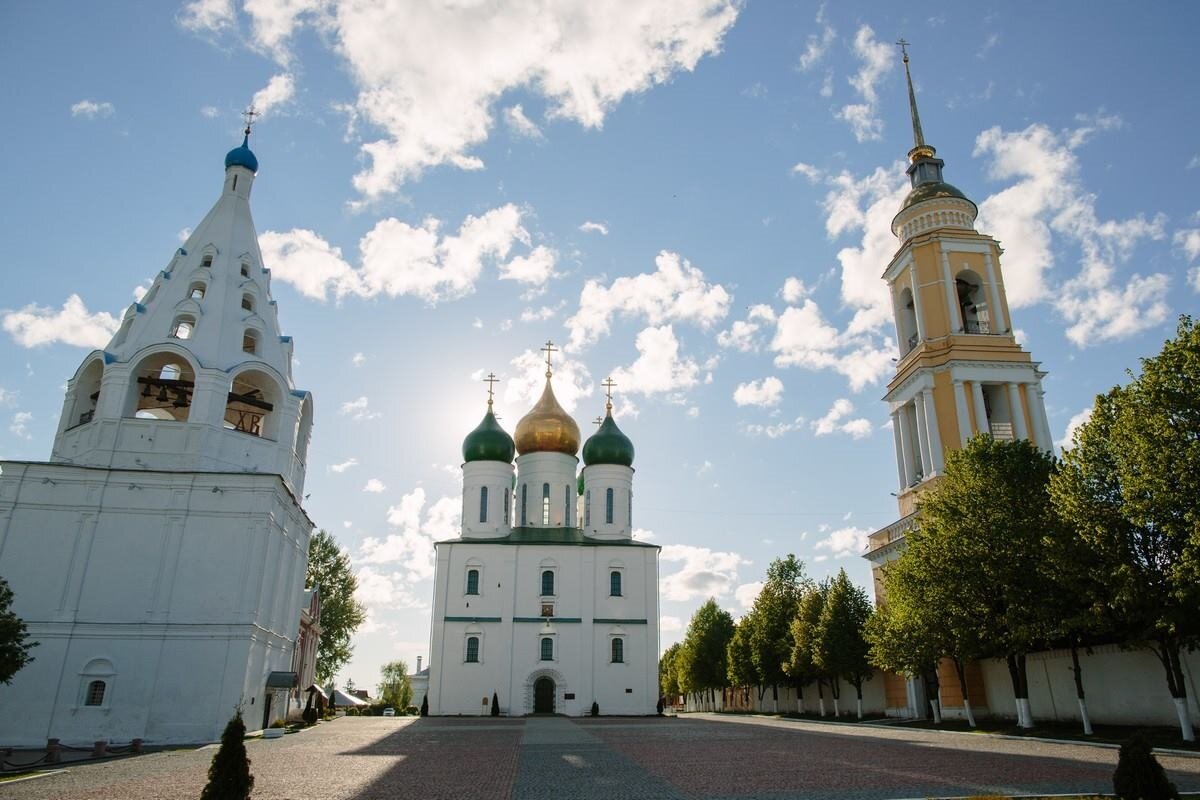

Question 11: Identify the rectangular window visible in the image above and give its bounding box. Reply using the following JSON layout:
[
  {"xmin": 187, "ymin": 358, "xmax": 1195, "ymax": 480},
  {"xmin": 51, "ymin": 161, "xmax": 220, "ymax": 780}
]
[
  {"xmin": 479, "ymin": 486, "xmax": 488, "ymax": 524},
  {"xmin": 610, "ymin": 570, "xmax": 622, "ymax": 597},
  {"xmin": 540, "ymin": 637, "xmax": 554, "ymax": 661},
  {"xmin": 541, "ymin": 570, "xmax": 554, "ymax": 597},
  {"xmin": 465, "ymin": 636, "xmax": 480, "ymax": 663},
  {"xmin": 85, "ymin": 680, "xmax": 106, "ymax": 706},
  {"xmin": 585, "ymin": 490, "xmax": 591, "ymax": 527},
  {"xmin": 611, "ymin": 638, "xmax": 624, "ymax": 664},
  {"xmin": 542, "ymin": 482, "xmax": 550, "ymax": 525},
  {"xmin": 521, "ymin": 484, "xmax": 527, "ymax": 526},
  {"xmin": 605, "ymin": 488, "xmax": 614, "ymax": 524},
  {"xmin": 504, "ymin": 488, "xmax": 509, "ymax": 524},
  {"xmin": 466, "ymin": 569, "xmax": 480, "ymax": 595},
  {"xmin": 565, "ymin": 485, "xmax": 572, "ymax": 526}
]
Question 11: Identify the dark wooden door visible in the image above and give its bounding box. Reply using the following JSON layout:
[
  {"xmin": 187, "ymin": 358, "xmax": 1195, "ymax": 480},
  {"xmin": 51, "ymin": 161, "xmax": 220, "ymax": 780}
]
[{"xmin": 534, "ymin": 677, "xmax": 555, "ymax": 714}]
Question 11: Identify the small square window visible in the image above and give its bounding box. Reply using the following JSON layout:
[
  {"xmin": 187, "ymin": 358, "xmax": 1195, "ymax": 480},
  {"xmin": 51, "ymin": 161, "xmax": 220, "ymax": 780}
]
[
  {"xmin": 240, "ymin": 264, "xmax": 250, "ymax": 278},
  {"xmin": 85, "ymin": 680, "xmax": 106, "ymax": 706},
  {"xmin": 541, "ymin": 603, "xmax": 554, "ymax": 617}
]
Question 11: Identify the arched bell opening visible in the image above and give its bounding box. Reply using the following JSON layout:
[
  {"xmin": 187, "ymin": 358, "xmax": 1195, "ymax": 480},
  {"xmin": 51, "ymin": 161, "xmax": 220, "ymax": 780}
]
[
  {"xmin": 224, "ymin": 368, "xmax": 282, "ymax": 440},
  {"xmin": 956, "ymin": 269, "xmax": 990, "ymax": 334},
  {"xmin": 127, "ymin": 352, "xmax": 197, "ymax": 422},
  {"xmin": 897, "ymin": 287, "xmax": 919, "ymax": 354},
  {"xmin": 68, "ymin": 358, "xmax": 105, "ymax": 429}
]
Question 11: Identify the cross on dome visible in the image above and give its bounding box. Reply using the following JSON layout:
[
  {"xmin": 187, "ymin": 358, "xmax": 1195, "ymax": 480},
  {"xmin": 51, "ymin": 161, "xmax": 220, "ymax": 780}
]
[
  {"xmin": 483, "ymin": 372, "xmax": 498, "ymax": 407},
  {"xmin": 602, "ymin": 377, "xmax": 617, "ymax": 412},
  {"xmin": 541, "ymin": 340, "xmax": 558, "ymax": 378},
  {"xmin": 242, "ymin": 105, "xmax": 260, "ymax": 137}
]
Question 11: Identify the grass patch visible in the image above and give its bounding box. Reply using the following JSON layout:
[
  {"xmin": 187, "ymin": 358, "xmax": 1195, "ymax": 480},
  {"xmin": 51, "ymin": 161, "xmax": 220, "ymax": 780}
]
[{"xmin": 895, "ymin": 717, "xmax": 1200, "ymax": 752}]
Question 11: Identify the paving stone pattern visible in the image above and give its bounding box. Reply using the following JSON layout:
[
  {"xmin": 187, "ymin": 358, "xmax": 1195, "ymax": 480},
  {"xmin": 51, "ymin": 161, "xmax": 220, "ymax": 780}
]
[{"xmin": 3, "ymin": 714, "xmax": 1199, "ymax": 800}]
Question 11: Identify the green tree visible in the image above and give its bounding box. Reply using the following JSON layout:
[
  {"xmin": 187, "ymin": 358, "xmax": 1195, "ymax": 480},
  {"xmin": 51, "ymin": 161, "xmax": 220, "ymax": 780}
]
[
  {"xmin": 1050, "ymin": 317, "xmax": 1200, "ymax": 742},
  {"xmin": 377, "ymin": 660, "xmax": 413, "ymax": 711},
  {"xmin": 814, "ymin": 569, "xmax": 874, "ymax": 719},
  {"xmin": 864, "ymin": 597, "xmax": 943, "ymax": 723},
  {"xmin": 746, "ymin": 555, "xmax": 810, "ymax": 712},
  {"xmin": 0, "ymin": 577, "xmax": 37, "ymax": 685},
  {"xmin": 914, "ymin": 434, "xmax": 1062, "ymax": 728},
  {"xmin": 786, "ymin": 580, "xmax": 830, "ymax": 716},
  {"xmin": 725, "ymin": 620, "xmax": 756, "ymax": 708},
  {"xmin": 306, "ymin": 530, "xmax": 367, "ymax": 684},
  {"xmin": 200, "ymin": 711, "xmax": 253, "ymax": 800},
  {"xmin": 659, "ymin": 642, "xmax": 682, "ymax": 700},
  {"xmin": 678, "ymin": 598, "xmax": 734, "ymax": 711}
]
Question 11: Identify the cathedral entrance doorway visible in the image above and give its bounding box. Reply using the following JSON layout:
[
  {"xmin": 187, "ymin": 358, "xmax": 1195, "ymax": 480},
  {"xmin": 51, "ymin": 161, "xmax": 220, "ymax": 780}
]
[{"xmin": 534, "ymin": 677, "xmax": 556, "ymax": 714}]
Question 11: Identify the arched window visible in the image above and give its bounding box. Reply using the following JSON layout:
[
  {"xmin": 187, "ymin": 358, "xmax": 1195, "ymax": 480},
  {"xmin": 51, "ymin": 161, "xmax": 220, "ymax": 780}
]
[
  {"xmin": 465, "ymin": 636, "xmax": 480, "ymax": 663},
  {"xmin": 85, "ymin": 680, "xmax": 106, "ymax": 706},
  {"xmin": 69, "ymin": 359, "xmax": 104, "ymax": 429},
  {"xmin": 504, "ymin": 488, "xmax": 510, "ymax": 525},
  {"xmin": 628, "ymin": 491, "xmax": 632, "ymax": 528},
  {"xmin": 541, "ymin": 569, "xmax": 554, "ymax": 597},
  {"xmin": 610, "ymin": 571, "xmax": 622, "ymax": 597},
  {"xmin": 540, "ymin": 637, "xmax": 554, "ymax": 661},
  {"xmin": 542, "ymin": 483, "xmax": 550, "ymax": 525},
  {"xmin": 479, "ymin": 486, "xmax": 489, "ymax": 523},
  {"xmin": 956, "ymin": 270, "xmax": 990, "ymax": 334},
  {"xmin": 585, "ymin": 490, "xmax": 591, "ymax": 527},
  {"xmin": 241, "ymin": 293, "xmax": 255, "ymax": 312},
  {"xmin": 169, "ymin": 316, "xmax": 195, "ymax": 340},
  {"xmin": 129, "ymin": 353, "xmax": 195, "ymax": 422},
  {"xmin": 225, "ymin": 369, "xmax": 281, "ymax": 439},
  {"xmin": 240, "ymin": 263, "xmax": 250, "ymax": 278},
  {"xmin": 520, "ymin": 484, "xmax": 527, "ymax": 526},
  {"xmin": 242, "ymin": 329, "xmax": 259, "ymax": 354},
  {"xmin": 605, "ymin": 488, "xmax": 614, "ymax": 524},
  {"xmin": 188, "ymin": 282, "xmax": 206, "ymax": 300},
  {"xmin": 466, "ymin": 569, "xmax": 480, "ymax": 595},
  {"xmin": 897, "ymin": 287, "xmax": 918, "ymax": 354},
  {"xmin": 611, "ymin": 638, "xmax": 624, "ymax": 664},
  {"xmin": 565, "ymin": 485, "xmax": 571, "ymax": 526}
]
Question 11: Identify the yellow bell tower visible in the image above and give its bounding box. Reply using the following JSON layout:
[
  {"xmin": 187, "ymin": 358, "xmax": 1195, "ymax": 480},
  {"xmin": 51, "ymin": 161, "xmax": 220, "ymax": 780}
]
[{"xmin": 864, "ymin": 44, "xmax": 1057, "ymax": 716}]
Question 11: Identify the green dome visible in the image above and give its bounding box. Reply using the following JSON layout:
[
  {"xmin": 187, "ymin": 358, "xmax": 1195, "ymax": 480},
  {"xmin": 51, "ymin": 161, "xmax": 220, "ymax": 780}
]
[
  {"xmin": 582, "ymin": 412, "xmax": 634, "ymax": 467},
  {"xmin": 899, "ymin": 181, "xmax": 974, "ymax": 212},
  {"xmin": 462, "ymin": 407, "xmax": 515, "ymax": 463}
]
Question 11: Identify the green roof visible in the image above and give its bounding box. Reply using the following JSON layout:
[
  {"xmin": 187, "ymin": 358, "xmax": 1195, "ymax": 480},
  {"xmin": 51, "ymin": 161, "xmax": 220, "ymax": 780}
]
[
  {"xmin": 582, "ymin": 412, "xmax": 635, "ymax": 467},
  {"xmin": 436, "ymin": 526, "xmax": 658, "ymax": 548},
  {"xmin": 899, "ymin": 180, "xmax": 975, "ymax": 212},
  {"xmin": 462, "ymin": 407, "xmax": 515, "ymax": 463}
]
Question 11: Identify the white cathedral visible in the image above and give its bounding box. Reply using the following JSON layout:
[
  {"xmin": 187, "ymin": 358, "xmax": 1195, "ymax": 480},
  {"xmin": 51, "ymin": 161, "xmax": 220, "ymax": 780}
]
[
  {"xmin": 0, "ymin": 128, "xmax": 315, "ymax": 745},
  {"xmin": 425, "ymin": 362, "xmax": 661, "ymax": 715}
]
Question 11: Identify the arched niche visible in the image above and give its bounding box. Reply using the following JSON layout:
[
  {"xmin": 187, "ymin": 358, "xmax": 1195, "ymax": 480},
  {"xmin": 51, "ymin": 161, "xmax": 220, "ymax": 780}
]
[
  {"xmin": 68, "ymin": 357, "xmax": 105, "ymax": 429},
  {"xmin": 126, "ymin": 350, "xmax": 197, "ymax": 422},
  {"xmin": 896, "ymin": 287, "xmax": 918, "ymax": 354},
  {"xmin": 225, "ymin": 368, "xmax": 283, "ymax": 440},
  {"xmin": 955, "ymin": 268, "xmax": 990, "ymax": 334}
]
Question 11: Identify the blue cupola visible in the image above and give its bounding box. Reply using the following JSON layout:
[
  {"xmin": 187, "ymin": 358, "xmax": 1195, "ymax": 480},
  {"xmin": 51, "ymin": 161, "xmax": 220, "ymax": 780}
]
[{"xmin": 224, "ymin": 131, "xmax": 258, "ymax": 173}]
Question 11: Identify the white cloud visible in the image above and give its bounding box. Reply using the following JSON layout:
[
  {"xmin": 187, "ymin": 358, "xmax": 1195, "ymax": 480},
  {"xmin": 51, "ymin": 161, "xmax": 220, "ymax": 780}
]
[
  {"xmin": 362, "ymin": 478, "xmax": 387, "ymax": 493},
  {"xmin": 974, "ymin": 121, "xmax": 1170, "ymax": 344},
  {"xmin": 610, "ymin": 325, "xmax": 700, "ymax": 397},
  {"xmin": 633, "ymin": 528, "xmax": 656, "ymax": 541},
  {"xmin": 791, "ymin": 162, "xmax": 822, "ymax": 182},
  {"xmin": 200, "ymin": 105, "xmax": 220, "ymax": 118},
  {"xmin": 3, "ymin": 295, "xmax": 119, "ymax": 349},
  {"xmin": 732, "ymin": 376, "xmax": 783, "ymax": 408},
  {"xmin": 797, "ymin": 10, "xmax": 835, "ymax": 72},
  {"xmin": 227, "ymin": 2, "xmax": 737, "ymax": 199},
  {"xmin": 660, "ymin": 544, "xmax": 749, "ymax": 602},
  {"xmin": 716, "ymin": 304, "xmax": 776, "ymax": 352},
  {"xmin": 179, "ymin": 0, "xmax": 236, "ymax": 34},
  {"xmin": 977, "ymin": 32, "xmax": 1000, "ymax": 60},
  {"xmin": 811, "ymin": 398, "xmax": 872, "ymax": 438},
  {"xmin": 178, "ymin": 227, "xmax": 193, "ymax": 243},
  {"xmin": 504, "ymin": 349, "xmax": 592, "ymax": 414},
  {"xmin": 739, "ymin": 416, "xmax": 805, "ymax": 439},
  {"xmin": 251, "ymin": 73, "xmax": 296, "ymax": 117},
  {"xmin": 814, "ymin": 525, "xmax": 871, "ymax": 558},
  {"xmin": 734, "ymin": 581, "xmax": 764, "ymax": 611},
  {"xmin": 358, "ymin": 488, "xmax": 460, "ymax": 582},
  {"xmin": 567, "ymin": 250, "xmax": 731, "ymax": 350},
  {"xmin": 780, "ymin": 277, "xmax": 810, "ymax": 303},
  {"xmin": 835, "ymin": 25, "xmax": 891, "ymax": 142},
  {"xmin": 503, "ymin": 104, "xmax": 544, "ymax": 140},
  {"xmin": 660, "ymin": 615, "xmax": 683, "ymax": 633},
  {"xmin": 329, "ymin": 457, "xmax": 359, "ymax": 473},
  {"xmin": 520, "ymin": 304, "xmax": 562, "ymax": 323},
  {"xmin": 260, "ymin": 204, "xmax": 554, "ymax": 303},
  {"xmin": 1058, "ymin": 406, "xmax": 1093, "ymax": 450},
  {"xmin": 354, "ymin": 565, "xmax": 430, "ymax": 610},
  {"xmin": 351, "ymin": 352, "xmax": 366, "ymax": 367},
  {"xmin": 70, "ymin": 100, "xmax": 115, "ymax": 119},
  {"xmin": 9, "ymin": 411, "xmax": 32, "ymax": 440},
  {"xmin": 1175, "ymin": 228, "xmax": 1200, "ymax": 262},
  {"xmin": 579, "ymin": 221, "xmax": 609, "ymax": 235},
  {"xmin": 0, "ymin": 388, "xmax": 16, "ymax": 406},
  {"xmin": 769, "ymin": 300, "xmax": 893, "ymax": 392},
  {"xmin": 339, "ymin": 396, "xmax": 381, "ymax": 421}
]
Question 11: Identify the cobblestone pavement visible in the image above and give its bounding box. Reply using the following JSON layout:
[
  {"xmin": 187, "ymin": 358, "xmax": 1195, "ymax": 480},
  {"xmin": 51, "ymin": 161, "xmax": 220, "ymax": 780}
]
[{"xmin": 3, "ymin": 714, "xmax": 1199, "ymax": 800}]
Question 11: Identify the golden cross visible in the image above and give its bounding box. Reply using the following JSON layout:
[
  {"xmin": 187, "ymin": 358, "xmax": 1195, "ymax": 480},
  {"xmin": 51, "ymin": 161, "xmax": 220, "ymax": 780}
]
[
  {"xmin": 483, "ymin": 372, "xmax": 498, "ymax": 405},
  {"xmin": 541, "ymin": 340, "xmax": 558, "ymax": 376},
  {"xmin": 242, "ymin": 105, "xmax": 260, "ymax": 135},
  {"xmin": 593, "ymin": 415, "xmax": 603, "ymax": 428},
  {"xmin": 602, "ymin": 377, "xmax": 616, "ymax": 410}
]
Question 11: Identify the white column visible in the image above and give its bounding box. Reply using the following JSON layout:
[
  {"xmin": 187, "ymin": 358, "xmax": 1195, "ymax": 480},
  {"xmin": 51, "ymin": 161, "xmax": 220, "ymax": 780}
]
[
  {"xmin": 889, "ymin": 287, "xmax": 904, "ymax": 354},
  {"xmin": 952, "ymin": 379, "xmax": 971, "ymax": 445},
  {"xmin": 891, "ymin": 412, "xmax": 907, "ymax": 490},
  {"xmin": 1007, "ymin": 382, "xmax": 1029, "ymax": 441},
  {"xmin": 908, "ymin": 264, "xmax": 925, "ymax": 340},
  {"xmin": 983, "ymin": 253, "xmax": 1007, "ymax": 333},
  {"xmin": 913, "ymin": 394, "xmax": 933, "ymax": 479},
  {"xmin": 1026, "ymin": 382, "xmax": 1053, "ymax": 452},
  {"xmin": 922, "ymin": 387, "xmax": 944, "ymax": 473},
  {"xmin": 897, "ymin": 406, "xmax": 917, "ymax": 486},
  {"xmin": 971, "ymin": 381, "xmax": 989, "ymax": 435},
  {"xmin": 941, "ymin": 248, "xmax": 962, "ymax": 333}
]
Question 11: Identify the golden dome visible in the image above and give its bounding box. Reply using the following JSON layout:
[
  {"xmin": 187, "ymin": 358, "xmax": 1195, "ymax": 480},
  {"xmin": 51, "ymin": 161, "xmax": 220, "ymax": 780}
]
[{"xmin": 514, "ymin": 377, "xmax": 580, "ymax": 456}]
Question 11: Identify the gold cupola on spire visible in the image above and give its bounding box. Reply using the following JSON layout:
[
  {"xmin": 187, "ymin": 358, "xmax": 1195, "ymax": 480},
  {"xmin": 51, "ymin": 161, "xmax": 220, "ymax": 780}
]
[{"xmin": 514, "ymin": 340, "xmax": 581, "ymax": 456}]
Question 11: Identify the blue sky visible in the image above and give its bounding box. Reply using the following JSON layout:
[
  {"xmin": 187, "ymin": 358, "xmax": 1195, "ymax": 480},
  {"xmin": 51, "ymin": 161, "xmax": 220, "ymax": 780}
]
[{"xmin": 3, "ymin": 1, "xmax": 1199, "ymax": 691}]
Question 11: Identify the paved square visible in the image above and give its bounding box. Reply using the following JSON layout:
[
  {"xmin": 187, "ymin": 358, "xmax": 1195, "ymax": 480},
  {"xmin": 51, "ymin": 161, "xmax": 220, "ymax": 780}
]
[{"xmin": 5, "ymin": 715, "xmax": 1199, "ymax": 799}]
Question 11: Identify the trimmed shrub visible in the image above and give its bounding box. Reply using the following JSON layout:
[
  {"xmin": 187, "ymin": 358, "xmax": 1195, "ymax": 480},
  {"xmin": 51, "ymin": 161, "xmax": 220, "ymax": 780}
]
[
  {"xmin": 268, "ymin": 718, "xmax": 286, "ymax": 729},
  {"xmin": 201, "ymin": 712, "xmax": 254, "ymax": 800},
  {"xmin": 1113, "ymin": 732, "xmax": 1180, "ymax": 800},
  {"xmin": 302, "ymin": 705, "xmax": 318, "ymax": 725},
  {"xmin": 420, "ymin": 695, "xmax": 429, "ymax": 717},
  {"xmin": 590, "ymin": 701, "xmax": 599, "ymax": 717},
  {"xmin": 491, "ymin": 692, "xmax": 500, "ymax": 717}
]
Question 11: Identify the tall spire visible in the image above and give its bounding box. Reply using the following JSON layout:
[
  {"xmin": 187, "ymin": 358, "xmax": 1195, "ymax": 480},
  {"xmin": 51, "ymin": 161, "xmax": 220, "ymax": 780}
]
[{"xmin": 897, "ymin": 40, "xmax": 926, "ymax": 153}]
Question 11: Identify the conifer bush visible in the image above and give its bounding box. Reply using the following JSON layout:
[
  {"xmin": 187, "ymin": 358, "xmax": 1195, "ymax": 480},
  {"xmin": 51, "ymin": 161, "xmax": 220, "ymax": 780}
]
[
  {"xmin": 1112, "ymin": 732, "xmax": 1180, "ymax": 800},
  {"xmin": 590, "ymin": 701, "xmax": 599, "ymax": 717},
  {"xmin": 420, "ymin": 694, "xmax": 429, "ymax": 717},
  {"xmin": 491, "ymin": 692, "xmax": 500, "ymax": 716},
  {"xmin": 201, "ymin": 712, "xmax": 254, "ymax": 800}
]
